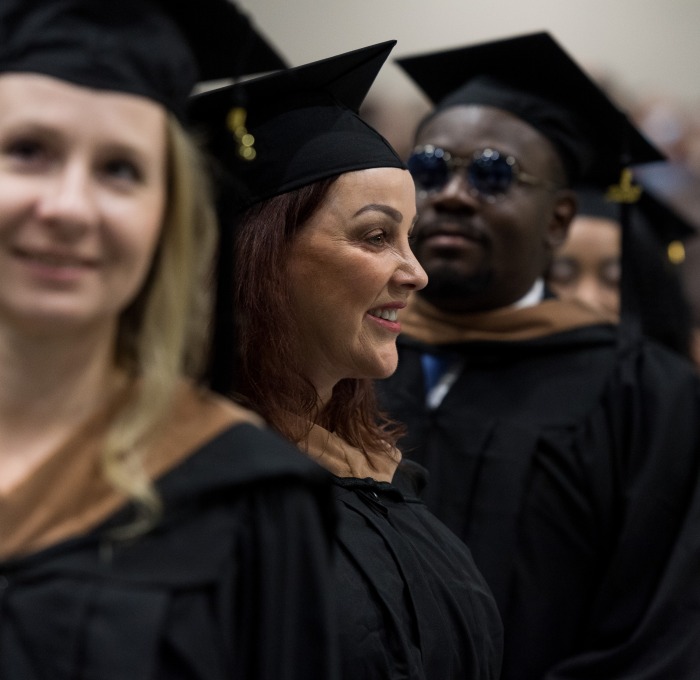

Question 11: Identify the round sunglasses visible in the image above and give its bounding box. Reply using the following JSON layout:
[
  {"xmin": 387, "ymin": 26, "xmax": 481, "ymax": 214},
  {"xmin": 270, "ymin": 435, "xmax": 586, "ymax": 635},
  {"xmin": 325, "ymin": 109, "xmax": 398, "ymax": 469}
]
[{"xmin": 407, "ymin": 145, "xmax": 561, "ymax": 202}]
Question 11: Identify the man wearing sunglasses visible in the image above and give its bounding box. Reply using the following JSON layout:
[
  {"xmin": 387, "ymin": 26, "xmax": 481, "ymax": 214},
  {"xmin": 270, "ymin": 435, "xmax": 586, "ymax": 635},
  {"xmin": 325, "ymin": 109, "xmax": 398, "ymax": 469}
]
[{"xmin": 377, "ymin": 31, "xmax": 700, "ymax": 680}]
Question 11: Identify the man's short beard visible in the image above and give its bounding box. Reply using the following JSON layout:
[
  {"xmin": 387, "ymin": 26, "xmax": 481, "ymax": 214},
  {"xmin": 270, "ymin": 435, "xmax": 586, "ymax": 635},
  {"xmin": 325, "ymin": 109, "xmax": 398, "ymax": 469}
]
[{"xmin": 418, "ymin": 266, "xmax": 492, "ymax": 310}]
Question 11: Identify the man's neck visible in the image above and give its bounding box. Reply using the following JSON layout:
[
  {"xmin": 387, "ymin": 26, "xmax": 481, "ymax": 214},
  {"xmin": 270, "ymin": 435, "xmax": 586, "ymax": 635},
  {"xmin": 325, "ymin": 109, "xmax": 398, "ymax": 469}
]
[{"xmin": 511, "ymin": 278, "xmax": 545, "ymax": 310}]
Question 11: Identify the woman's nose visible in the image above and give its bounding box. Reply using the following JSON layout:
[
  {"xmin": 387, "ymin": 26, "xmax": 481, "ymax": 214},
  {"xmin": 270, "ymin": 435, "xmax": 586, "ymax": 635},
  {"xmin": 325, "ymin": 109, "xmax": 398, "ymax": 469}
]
[
  {"xmin": 396, "ymin": 246, "xmax": 428, "ymax": 291},
  {"xmin": 36, "ymin": 161, "xmax": 97, "ymax": 237}
]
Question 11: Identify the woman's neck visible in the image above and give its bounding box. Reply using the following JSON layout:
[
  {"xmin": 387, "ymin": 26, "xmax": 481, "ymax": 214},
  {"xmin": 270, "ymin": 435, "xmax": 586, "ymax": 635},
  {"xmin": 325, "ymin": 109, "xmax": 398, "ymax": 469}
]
[
  {"xmin": 0, "ymin": 323, "xmax": 118, "ymax": 411},
  {"xmin": 0, "ymin": 323, "xmax": 124, "ymax": 491}
]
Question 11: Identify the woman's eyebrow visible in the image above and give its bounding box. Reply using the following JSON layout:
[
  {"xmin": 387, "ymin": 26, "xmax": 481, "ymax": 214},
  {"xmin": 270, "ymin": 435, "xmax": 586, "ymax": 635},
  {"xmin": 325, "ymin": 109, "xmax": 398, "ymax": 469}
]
[{"xmin": 353, "ymin": 203, "xmax": 402, "ymax": 222}]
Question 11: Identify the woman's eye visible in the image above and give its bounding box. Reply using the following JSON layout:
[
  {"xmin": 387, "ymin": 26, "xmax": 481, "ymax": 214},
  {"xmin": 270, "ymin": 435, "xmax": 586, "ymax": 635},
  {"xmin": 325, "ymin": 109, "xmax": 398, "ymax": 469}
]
[
  {"xmin": 366, "ymin": 231, "xmax": 387, "ymax": 246},
  {"xmin": 600, "ymin": 260, "xmax": 621, "ymax": 288},
  {"xmin": 102, "ymin": 158, "xmax": 142, "ymax": 184},
  {"xmin": 548, "ymin": 258, "xmax": 576, "ymax": 284},
  {"xmin": 4, "ymin": 138, "xmax": 46, "ymax": 165}
]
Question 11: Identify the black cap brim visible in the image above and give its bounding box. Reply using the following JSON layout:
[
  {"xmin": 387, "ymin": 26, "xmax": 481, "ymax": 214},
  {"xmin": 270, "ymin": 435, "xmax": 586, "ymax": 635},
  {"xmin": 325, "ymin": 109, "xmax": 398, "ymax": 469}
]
[{"xmin": 190, "ymin": 40, "xmax": 405, "ymax": 210}]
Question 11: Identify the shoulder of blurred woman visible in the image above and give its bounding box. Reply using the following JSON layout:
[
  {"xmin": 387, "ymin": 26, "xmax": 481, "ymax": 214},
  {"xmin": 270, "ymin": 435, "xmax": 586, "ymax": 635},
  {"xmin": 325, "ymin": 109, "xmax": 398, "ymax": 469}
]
[
  {"xmin": 144, "ymin": 379, "xmax": 266, "ymax": 473},
  {"xmin": 174, "ymin": 379, "xmax": 265, "ymax": 429}
]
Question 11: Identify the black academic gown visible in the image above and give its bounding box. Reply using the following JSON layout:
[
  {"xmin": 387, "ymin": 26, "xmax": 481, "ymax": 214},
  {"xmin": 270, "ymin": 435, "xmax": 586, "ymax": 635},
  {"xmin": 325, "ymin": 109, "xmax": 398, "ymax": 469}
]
[
  {"xmin": 331, "ymin": 467, "xmax": 503, "ymax": 680},
  {"xmin": 377, "ymin": 321, "xmax": 700, "ymax": 679},
  {"xmin": 0, "ymin": 424, "xmax": 338, "ymax": 680}
]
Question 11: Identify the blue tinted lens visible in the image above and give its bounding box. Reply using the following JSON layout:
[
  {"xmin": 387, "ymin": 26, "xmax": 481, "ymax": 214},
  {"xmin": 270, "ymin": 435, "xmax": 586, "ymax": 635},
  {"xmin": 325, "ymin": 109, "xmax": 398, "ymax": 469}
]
[
  {"xmin": 467, "ymin": 152, "xmax": 514, "ymax": 197},
  {"xmin": 408, "ymin": 149, "xmax": 449, "ymax": 191}
]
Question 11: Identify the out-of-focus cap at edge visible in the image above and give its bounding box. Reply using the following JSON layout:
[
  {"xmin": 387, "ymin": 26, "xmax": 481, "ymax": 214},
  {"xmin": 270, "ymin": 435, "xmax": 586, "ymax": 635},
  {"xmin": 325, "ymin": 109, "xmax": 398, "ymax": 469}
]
[
  {"xmin": 632, "ymin": 161, "xmax": 700, "ymax": 264},
  {"xmin": 0, "ymin": 0, "xmax": 286, "ymax": 122}
]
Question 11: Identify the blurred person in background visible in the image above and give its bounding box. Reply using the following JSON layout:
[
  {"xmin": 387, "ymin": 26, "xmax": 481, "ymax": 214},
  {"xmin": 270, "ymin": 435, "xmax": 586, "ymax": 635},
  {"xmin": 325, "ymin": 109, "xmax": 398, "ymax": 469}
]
[{"xmin": 547, "ymin": 184, "xmax": 695, "ymax": 359}]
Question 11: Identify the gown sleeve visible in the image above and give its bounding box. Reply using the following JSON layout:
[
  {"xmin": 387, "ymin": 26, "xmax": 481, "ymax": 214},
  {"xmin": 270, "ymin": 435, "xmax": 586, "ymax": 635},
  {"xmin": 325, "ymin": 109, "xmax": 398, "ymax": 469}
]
[
  {"xmin": 230, "ymin": 478, "xmax": 339, "ymax": 680},
  {"xmin": 538, "ymin": 342, "xmax": 700, "ymax": 679}
]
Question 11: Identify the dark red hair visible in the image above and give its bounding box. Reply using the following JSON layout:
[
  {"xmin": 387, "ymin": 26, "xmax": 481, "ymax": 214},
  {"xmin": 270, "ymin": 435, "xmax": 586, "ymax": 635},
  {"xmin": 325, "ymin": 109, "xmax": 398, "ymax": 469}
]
[{"xmin": 232, "ymin": 177, "xmax": 404, "ymax": 454}]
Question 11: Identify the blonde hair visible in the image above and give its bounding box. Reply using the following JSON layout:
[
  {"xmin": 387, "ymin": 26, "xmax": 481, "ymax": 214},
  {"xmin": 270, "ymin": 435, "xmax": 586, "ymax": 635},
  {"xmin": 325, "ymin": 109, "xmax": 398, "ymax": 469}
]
[{"xmin": 101, "ymin": 114, "xmax": 218, "ymax": 534}]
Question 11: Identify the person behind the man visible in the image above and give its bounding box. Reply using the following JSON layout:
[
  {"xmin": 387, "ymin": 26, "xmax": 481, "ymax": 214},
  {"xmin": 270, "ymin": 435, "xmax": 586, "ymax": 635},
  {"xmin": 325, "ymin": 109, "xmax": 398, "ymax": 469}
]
[
  {"xmin": 377, "ymin": 31, "xmax": 700, "ymax": 680},
  {"xmin": 547, "ymin": 183, "xmax": 694, "ymax": 358}
]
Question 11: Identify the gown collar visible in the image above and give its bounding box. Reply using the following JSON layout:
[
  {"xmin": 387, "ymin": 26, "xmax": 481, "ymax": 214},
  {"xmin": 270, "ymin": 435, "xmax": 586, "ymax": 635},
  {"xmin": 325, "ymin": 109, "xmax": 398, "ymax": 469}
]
[
  {"xmin": 297, "ymin": 421, "xmax": 400, "ymax": 483},
  {"xmin": 401, "ymin": 292, "xmax": 612, "ymax": 345},
  {"xmin": 0, "ymin": 379, "xmax": 262, "ymax": 560}
]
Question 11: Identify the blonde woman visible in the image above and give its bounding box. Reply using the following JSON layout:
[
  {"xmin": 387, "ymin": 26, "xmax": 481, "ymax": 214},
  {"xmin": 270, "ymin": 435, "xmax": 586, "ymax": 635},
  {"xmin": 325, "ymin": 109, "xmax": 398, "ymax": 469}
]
[{"xmin": 0, "ymin": 1, "xmax": 336, "ymax": 678}]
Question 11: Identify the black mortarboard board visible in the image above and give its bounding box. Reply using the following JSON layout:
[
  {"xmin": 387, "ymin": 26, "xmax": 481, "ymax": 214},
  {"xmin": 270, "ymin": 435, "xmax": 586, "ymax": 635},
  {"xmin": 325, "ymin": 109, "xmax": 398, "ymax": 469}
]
[
  {"xmin": 631, "ymin": 161, "xmax": 700, "ymax": 250},
  {"xmin": 396, "ymin": 31, "xmax": 664, "ymax": 186},
  {"xmin": 189, "ymin": 40, "xmax": 405, "ymax": 211},
  {"xmin": 634, "ymin": 188, "xmax": 697, "ymax": 265},
  {"xmin": 0, "ymin": 0, "xmax": 286, "ymax": 122}
]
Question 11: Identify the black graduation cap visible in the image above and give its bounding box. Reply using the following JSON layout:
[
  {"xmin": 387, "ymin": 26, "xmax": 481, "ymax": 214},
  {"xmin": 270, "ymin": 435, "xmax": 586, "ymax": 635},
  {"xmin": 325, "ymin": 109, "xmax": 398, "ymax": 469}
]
[
  {"xmin": 0, "ymin": 0, "xmax": 286, "ymax": 122},
  {"xmin": 576, "ymin": 182, "xmax": 695, "ymax": 255},
  {"xmin": 156, "ymin": 0, "xmax": 287, "ymax": 82},
  {"xmin": 189, "ymin": 40, "xmax": 405, "ymax": 211},
  {"xmin": 396, "ymin": 31, "xmax": 664, "ymax": 186},
  {"xmin": 635, "ymin": 188, "xmax": 697, "ymax": 266},
  {"xmin": 631, "ymin": 161, "xmax": 700, "ymax": 257}
]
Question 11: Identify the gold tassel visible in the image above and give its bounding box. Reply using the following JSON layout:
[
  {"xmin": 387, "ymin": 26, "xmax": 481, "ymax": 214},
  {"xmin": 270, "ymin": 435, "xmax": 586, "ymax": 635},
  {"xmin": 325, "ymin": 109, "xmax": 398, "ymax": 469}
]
[
  {"xmin": 606, "ymin": 169, "xmax": 686, "ymax": 265},
  {"xmin": 226, "ymin": 107, "xmax": 256, "ymax": 161},
  {"xmin": 605, "ymin": 168, "xmax": 642, "ymax": 204}
]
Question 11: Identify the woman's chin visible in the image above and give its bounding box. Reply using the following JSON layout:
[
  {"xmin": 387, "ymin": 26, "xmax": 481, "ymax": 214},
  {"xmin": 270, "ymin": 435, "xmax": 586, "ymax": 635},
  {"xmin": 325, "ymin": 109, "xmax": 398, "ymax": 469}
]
[{"xmin": 367, "ymin": 355, "xmax": 399, "ymax": 380}]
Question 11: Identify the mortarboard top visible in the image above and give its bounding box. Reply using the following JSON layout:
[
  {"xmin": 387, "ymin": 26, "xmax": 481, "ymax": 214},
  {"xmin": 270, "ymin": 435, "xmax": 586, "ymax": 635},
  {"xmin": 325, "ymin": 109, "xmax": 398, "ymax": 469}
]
[
  {"xmin": 632, "ymin": 161, "xmax": 700, "ymax": 250},
  {"xmin": 0, "ymin": 0, "xmax": 286, "ymax": 122},
  {"xmin": 157, "ymin": 0, "xmax": 286, "ymax": 83},
  {"xmin": 189, "ymin": 40, "xmax": 405, "ymax": 211},
  {"xmin": 632, "ymin": 162, "xmax": 700, "ymax": 264},
  {"xmin": 635, "ymin": 188, "xmax": 697, "ymax": 265},
  {"xmin": 396, "ymin": 31, "xmax": 664, "ymax": 186}
]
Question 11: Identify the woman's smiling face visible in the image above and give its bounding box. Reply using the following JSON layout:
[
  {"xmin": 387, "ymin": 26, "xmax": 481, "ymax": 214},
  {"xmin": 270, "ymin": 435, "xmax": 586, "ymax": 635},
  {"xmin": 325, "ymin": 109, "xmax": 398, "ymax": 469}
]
[
  {"xmin": 0, "ymin": 73, "xmax": 167, "ymax": 336},
  {"xmin": 286, "ymin": 167, "xmax": 427, "ymax": 398}
]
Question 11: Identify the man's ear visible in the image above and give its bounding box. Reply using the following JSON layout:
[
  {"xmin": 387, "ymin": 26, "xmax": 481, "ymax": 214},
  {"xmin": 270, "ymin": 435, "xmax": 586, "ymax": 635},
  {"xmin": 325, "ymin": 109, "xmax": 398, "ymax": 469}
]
[{"xmin": 546, "ymin": 189, "xmax": 578, "ymax": 249}]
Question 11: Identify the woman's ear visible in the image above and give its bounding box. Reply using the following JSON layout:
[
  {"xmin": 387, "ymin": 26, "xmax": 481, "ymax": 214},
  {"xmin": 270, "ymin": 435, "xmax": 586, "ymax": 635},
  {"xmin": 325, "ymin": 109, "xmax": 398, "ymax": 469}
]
[{"xmin": 546, "ymin": 189, "xmax": 578, "ymax": 249}]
